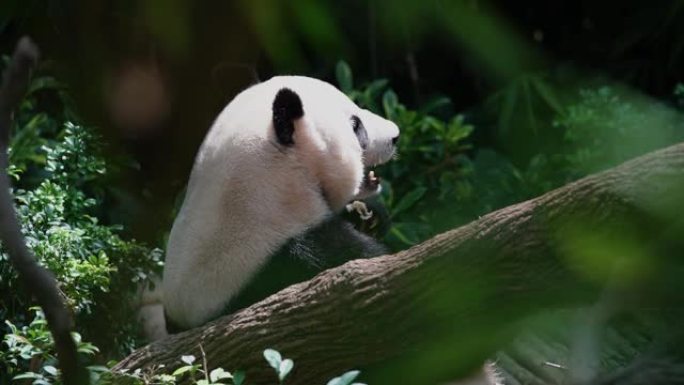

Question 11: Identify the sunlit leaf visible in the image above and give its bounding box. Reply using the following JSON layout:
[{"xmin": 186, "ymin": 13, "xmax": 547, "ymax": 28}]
[
  {"xmin": 263, "ymin": 348, "xmax": 282, "ymax": 370},
  {"xmin": 210, "ymin": 368, "xmax": 233, "ymax": 382},
  {"xmin": 12, "ymin": 372, "xmax": 43, "ymax": 380},
  {"xmin": 326, "ymin": 370, "xmax": 361, "ymax": 385},
  {"xmin": 43, "ymin": 366, "xmax": 58, "ymax": 376},
  {"xmin": 172, "ymin": 366, "xmax": 194, "ymax": 376},
  {"xmin": 181, "ymin": 355, "xmax": 196, "ymax": 365},
  {"xmin": 278, "ymin": 359, "xmax": 294, "ymax": 381}
]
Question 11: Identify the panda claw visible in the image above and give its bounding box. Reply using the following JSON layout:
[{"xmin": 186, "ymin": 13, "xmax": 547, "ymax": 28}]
[{"xmin": 346, "ymin": 200, "xmax": 373, "ymax": 221}]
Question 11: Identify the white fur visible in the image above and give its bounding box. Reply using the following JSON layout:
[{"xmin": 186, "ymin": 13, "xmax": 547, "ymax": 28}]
[
  {"xmin": 136, "ymin": 277, "xmax": 168, "ymax": 340},
  {"xmin": 163, "ymin": 76, "xmax": 399, "ymax": 329}
]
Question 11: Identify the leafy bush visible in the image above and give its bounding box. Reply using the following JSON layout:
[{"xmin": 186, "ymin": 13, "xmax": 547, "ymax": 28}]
[
  {"xmin": 554, "ymin": 85, "xmax": 684, "ymax": 176},
  {"xmin": 336, "ymin": 62, "xmax": 476, "ymax": 247},
  {"xmin": 0, "ymin": 71, "xmax": 162, "ymax": 384},
  {"xmin": 337, "ymin": 63, "xmax": 684, "ymax": 250},
  {"xmin": 1, "ymin": 308, "xmax": 107, "ymax": 385}
]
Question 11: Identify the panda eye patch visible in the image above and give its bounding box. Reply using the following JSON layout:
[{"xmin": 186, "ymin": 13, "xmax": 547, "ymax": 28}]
[{"xmin": 351, "ymin": 115, "xmax": 369, "ymax": 149}]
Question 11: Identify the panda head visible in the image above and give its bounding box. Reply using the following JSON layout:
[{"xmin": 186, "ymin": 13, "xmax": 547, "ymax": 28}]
[{"xmin": 269, "ymin": 76, "xmax": 399, "ymax": 211}]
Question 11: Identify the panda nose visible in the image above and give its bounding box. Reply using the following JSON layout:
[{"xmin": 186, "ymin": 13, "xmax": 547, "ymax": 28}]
[{"xmin": 392, "ymin": 134, "xmax": 399, "ymax": 145}]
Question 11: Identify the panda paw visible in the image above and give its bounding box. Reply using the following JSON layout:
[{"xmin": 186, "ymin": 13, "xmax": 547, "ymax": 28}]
[{"xmin": 346, "ymin": 200, "xmax": 374, "ymax": 220}]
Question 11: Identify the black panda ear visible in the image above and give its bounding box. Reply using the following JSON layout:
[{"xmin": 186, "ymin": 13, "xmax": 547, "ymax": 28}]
[
  {"xmin": 351, "ymin": 115, "xmax": 368, "ymax": 149},
  {"xmin": 272, "ymin": 88, "xmax": 304, "ymax": 146}
]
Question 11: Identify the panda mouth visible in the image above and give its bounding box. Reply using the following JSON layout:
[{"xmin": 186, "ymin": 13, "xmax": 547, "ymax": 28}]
[
  {"xmin": 345, "ymin": 169, "xmax": 381, "ymax": 219},
  {"xmin": 354, "ymin": 145, "xmax": 396, "ymax": 200},
  {"xmin": 352, "ymin": 169, "xmax": 382, "ymax": 201},
  {"xmin": 363, "ymin": 169, "xmax": 380, "ymax": 193}
]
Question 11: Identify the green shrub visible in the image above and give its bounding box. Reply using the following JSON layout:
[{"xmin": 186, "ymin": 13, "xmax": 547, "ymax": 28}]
[
  {"xmin": 337, "ymin": 63, "xmax": 684, "ymax": 250},
  {"xmin": 0, "ymin": 72, "xmax": 162, "ymax": 384},
  {"xmin": 108, "ymin": 348, "xmax": 366, "ymax": 385},
  {"xmin": 554, "ymin": 85, "xmax": 684, "ymax": 176},
  {"xmin": 1, "ymin": 308, "xmax": 107, "ymax": 384},
  {"xmin": 336, "ymin": 61, "xmax": 476, "ymax": 247}
]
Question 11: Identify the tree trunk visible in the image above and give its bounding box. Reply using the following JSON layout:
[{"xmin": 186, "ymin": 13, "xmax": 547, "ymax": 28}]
[{"xmin": 114, "ymin": 143, "xmax": 684, "ymax": 385}]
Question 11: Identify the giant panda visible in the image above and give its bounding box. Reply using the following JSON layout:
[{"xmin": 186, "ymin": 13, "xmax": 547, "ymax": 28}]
[{"xmin": 162, "ymin": 76, "xmax": 399, "ymax": 331}]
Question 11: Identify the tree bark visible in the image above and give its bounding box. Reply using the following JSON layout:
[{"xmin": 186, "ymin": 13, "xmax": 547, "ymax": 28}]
[{"xmin": 114, "ymin": 143, "xmax": 684, "ymax": 385}]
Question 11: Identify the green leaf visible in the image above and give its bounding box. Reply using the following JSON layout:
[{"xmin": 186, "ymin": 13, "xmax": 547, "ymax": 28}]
[
  {"xmin": 382, "ymin": 90, "xmax": 399, "ymax": 118},
  {"xmin": 419, "ymin": 96, "xmax": 451, "ymax": 114},
  {"xmin": 391, "ymin": 187, "xmax": 427, "ymax": 217},
  {"xmin": 181, "ymin": 355, "xmax": 196, "ymax": 365},
  {"xmin": 336, "ymin": 62, "xmax": 353, "ymax": 93},
  {"xmin": 210, "ymin": 368, "xmax": 233, "ymax": 382},
  {"xmin": 27, "ymin": 76, "xmax": 65, "ymax": 94},
  {"xmin": 389, "ymin": 223, "xmax": 422, "ymax": 246},
  {"xmin": 446, "ymin": 116, "xmax": 474, "ymax": 143},
  {"xmin": 86, "ymin": 365, "xmax": 109, "ymax": 373},
  {"xmin": 43, "ymin": 366, "xmax": 58, "ymax": 376},
  {"xmin": 327, "ymin": 370, "xmax": 361, "ymax": 385},
  {"xmin": 278, "ymin": 359, "xmax": 294, "ymax": 381},
  {"xmin": 338, "ymin": 371, "xmax": 361, "ymax": 385},
  {"xmin": 497, "ymin": 83, "xmax": 518, "ymax": 136},
  {"xmin": 77, "ymin": 341, "xmax": 100, "ymax": 355},
  {"xmin": 157, "ymin": 374, "xmax": 176, "ymax": 383},
  {"xmin": 263, "ymin": 348, "xmax": 282, "ymax": 370},
  {"xmin": 232, "ymin": 371, "xmax": 245, "ymax": 385},
  {"xmin": 12, "ymin": 372, "xmax": 43, "ymax": 380},
  {"xmin": 531, "ymin": 77, "xmax": 563, "ymax": 113},
  {"xmin": 172, "ymin": 366, "xmax": 194, "ymax": 377},
  {"xmin": 365, "ymin": 79, "xmax": 388, "ymax": 97},
  {"xmin": 197, "ymin": 379, "xmax": 209, "ymax": 385}
]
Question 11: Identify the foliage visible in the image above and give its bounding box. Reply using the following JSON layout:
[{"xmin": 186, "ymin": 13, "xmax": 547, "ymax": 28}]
[
  {"xmin": 0, "ymin": 71, "xmax": 162, "ymax": 384},
  {"xmin": 337, "ymin": 62, "xmax": 684, "ymax": 250},
  {"xmin": 110, "ymin": 348, "xmax": 365, "ymax": 385},
  {"xmin": 336, "ymin": 61, "xmax": 475, "ymax": 247},
  {"xmin": 554, "ymin": 85, "xmax": 684, "ymax": 176},
  {"xmin": 1, "ymin": 309, "xmax": 107, "ymax": 385},
  {"xmin": 263, "ymin": 349, "xmax": 293, "ymax": 383}
]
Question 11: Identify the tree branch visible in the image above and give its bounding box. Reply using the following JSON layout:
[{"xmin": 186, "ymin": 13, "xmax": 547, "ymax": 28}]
[
  {"xmin": 115, "ymin": 143, "xmax": 684, "ymax": 385},
  {"xmin": 0, "ymin": 37, "xmax": 89, "ymax": 385}
]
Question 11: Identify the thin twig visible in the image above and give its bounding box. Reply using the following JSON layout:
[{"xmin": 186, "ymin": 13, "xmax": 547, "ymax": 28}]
[
  {"xmin": 199, "ymin": 343, "xmax": 209, "ymax": 382},
  {"xmin": 0, "ymin": 37, "xmax": 88, "ymax": 385}
]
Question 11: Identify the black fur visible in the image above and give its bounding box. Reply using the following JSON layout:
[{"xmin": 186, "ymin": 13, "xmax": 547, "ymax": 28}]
[
  {"xmin": 223, "ymin": 214, "xmax": 388, "ymax": 314},
  {"xmin": 164, "ymin": 310, "xmax": 184, "ymax": 334},
  {"xmin": 272, "ymin": 88, "xmax": 304, "ymax": 146},
  {"xmin": 351, "ymin": 115, "xmax": 369, "ymax": 149}
]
